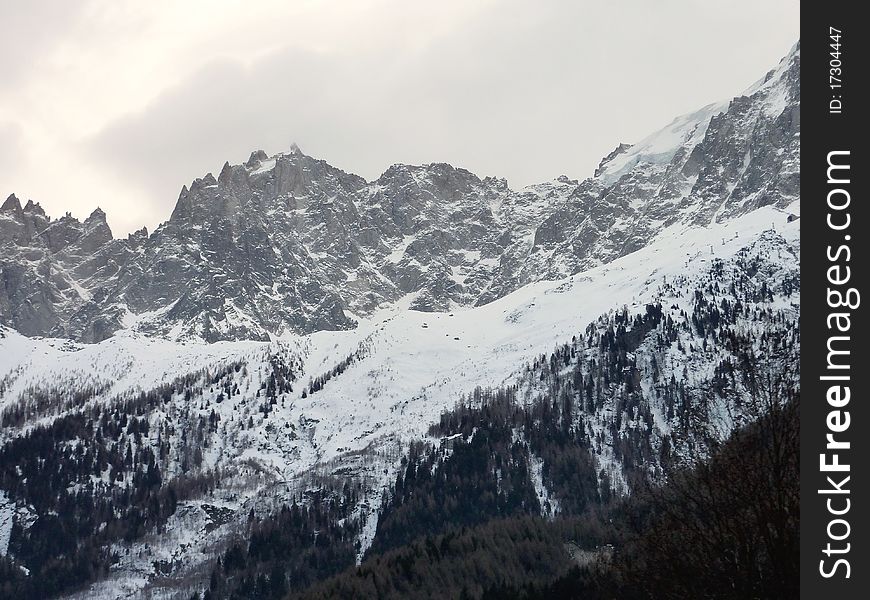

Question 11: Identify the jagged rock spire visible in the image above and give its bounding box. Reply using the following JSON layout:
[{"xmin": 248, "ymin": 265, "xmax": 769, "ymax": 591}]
[{"xmin": 2, "ymin": 193, "xmax": 22, "ymax": 213}]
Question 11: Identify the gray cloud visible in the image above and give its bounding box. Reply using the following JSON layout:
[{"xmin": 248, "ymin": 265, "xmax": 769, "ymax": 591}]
[
  {"xmin": 16, "ymin": 0, "xmax": 799, "ymax": 234},
  {"xmin": 0, "ymin": 121, "xmax": 23, "ymax": 174},
  {"xmin": 0, "ymin": 1, "xmax": 88, "ymax": 87}
]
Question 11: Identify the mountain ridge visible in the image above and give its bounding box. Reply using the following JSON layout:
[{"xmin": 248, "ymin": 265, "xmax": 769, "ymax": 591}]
[
  {"xmin": 0, "ymin": 44, "xmax": 801, "ymax": 600},
  {"xmin": 0, "ymin": 43, "xmax": 799, "ymax": 344},
  {"xmin": 0, "ymin": 44, "xmax": 800, "ymax": 342}
]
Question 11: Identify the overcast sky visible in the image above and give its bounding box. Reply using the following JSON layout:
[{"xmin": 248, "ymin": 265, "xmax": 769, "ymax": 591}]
[{"xmin": 1, "ymin": 0, "xmax": 798, "ymax": 236}]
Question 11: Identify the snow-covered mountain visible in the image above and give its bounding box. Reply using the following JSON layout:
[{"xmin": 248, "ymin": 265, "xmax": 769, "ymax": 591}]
[
  {"xmin": 0, "ymin": 43, "xmax": 799, "ymax": 599},
  {"xmin": 0, "ymin": 44, "xmax": 798, "ymax": 344}
]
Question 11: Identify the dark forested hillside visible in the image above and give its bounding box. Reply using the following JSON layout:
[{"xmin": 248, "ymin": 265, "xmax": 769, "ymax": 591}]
[
  {"xmin": 287, "ymin": 395, "xmax": 798, "ymax": 600},
  {"xmin": 0, "ymin": 44, "xmax": 800, "ymax": 600},
  {"xmin": 193, "ymin": 322, "xmax": 798, "ymax": 600},
  {"xmin": 203, "ymin": 490, "xmax": 360, "ymax": 600},
  {"xmin": 0, "ymin": 357, "xmax": 293, "ymax": 599},
  {"xmin": 0, "ymin": 227, "xmax": 798, "ymax": 599}
]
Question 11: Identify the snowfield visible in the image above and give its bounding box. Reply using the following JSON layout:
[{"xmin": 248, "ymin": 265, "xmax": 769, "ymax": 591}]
[
  {"xmin": 1, "ymin": 202, "xmax": 798, "ymax": 461},
  {"xmin": 0, "ymin": 39, "xmax": 801, "ymax": 599},
  {"xmin": 0, "ymin": 200, "xmax": 798, "ymax": 599}
]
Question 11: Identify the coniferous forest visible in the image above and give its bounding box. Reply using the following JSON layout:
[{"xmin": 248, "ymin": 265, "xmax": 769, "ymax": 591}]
[
  {"xmin": 0, "ymin": 249, "xmax": 800, "ymax": 598},
  {"xmin": 0, "ymin": 32, "xmax": 801, "ymax": 599}
]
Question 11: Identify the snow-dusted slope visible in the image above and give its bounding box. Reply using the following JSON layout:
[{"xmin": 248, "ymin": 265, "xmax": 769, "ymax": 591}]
[
  {"xmin": 1, "ymin": 202, "xmax": 798, "ymax": 458},
  {"xmin": 0, "ymin": 200, "xmax": 798, "ymax": 599},
  {"xmin": 0, "ymin": 43, "xmax": 800, "ymax": 599}
]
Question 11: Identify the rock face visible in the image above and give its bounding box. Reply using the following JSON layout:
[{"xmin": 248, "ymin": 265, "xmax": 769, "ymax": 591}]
[{"xmin": 0, "ymin": 44, "xmax": 799, "ymax": 343}]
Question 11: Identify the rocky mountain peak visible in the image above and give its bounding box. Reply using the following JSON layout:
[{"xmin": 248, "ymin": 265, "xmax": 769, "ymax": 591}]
[
  {"xmin": 169, "ymin": 186, "xmax": 194, "ymax": 222},
  {"xmin": 129, "ymin": 225, "xmax": 148, "ymax": 237},
  {"xmin": 1, "ymin": 193, "xmax": 22, "ymax": 213},
  {"xmin": 593, "ymin": 143, "xmax": 632, "ymax": 177},
  {"xmin": 86, "ymin": 207, "xmax": 108, "ymax": 223},
  {"xmin": 22, "ymin": 199, "xmax": 46, "ymax": 217},
  {"xmin": 0, "ymin": 45, "xmax": 800, "ymax": 343},
  {"xmin": 245, "ymin": 149, "xmax": 269, "ymax": 167},
  {"xmin": 80, "ymin": 207, "xmax": 114, "ymax": 250},
  {"xmin": 218, "ymin": 161, "xmax": 233, "ymax": 184}
]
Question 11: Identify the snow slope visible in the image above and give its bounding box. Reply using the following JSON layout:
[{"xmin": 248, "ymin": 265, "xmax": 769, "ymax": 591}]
[
  {"xmin": 1, "ymin": 203, "xmax": 798, "ymax": 462},
  {"xmin": 0, "ymin": 198, "xmax": 799, "ymax": 599},
  {"xmin": 0, "ymin": 42, "xmax": 800, "ymax": 597}
]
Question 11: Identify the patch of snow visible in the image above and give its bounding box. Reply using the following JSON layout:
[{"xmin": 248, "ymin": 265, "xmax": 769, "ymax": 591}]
[
  {"xmin": 597, "ymin": 101, "xmax": 728, "ymax": 185},
  {"xmin": 528, "ymin": 451, "xmax": 560, "ymax": 517},
  {"xmin": 0, "ymin": 490, "xmax": 13, "ymax": 556},
  {"xmin": 250, "ymin": 158, "xmax": 277, "ymax": 175}
]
